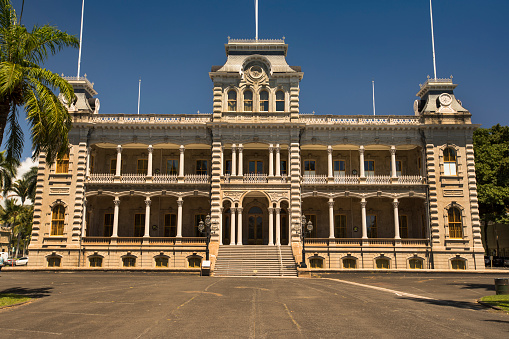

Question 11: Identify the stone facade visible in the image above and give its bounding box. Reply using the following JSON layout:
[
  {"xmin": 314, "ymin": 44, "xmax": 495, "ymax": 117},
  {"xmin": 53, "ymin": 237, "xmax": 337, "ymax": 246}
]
[{"xmin": 28, "ymin": 38, "xmax": 485, "ymax": 270}]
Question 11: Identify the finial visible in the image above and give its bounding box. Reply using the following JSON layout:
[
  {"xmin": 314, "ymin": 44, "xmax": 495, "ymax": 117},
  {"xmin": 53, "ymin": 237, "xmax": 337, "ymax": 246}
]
[
  {"xmin": 427, "ymin": 75, "xmax": 430, "ymax": 79},
  {"xmin": 450, "ymin": 75, "xmax": 453, "ymax": 79},
  {"xmin": 84, "ymin": 73, "xmax": 87, "ymax": 78},
  {"xmin": 282, "ymin": 36, "xmax": 285, "ymax": 41},
  {"xmin": 61, "ymin": 73, "xmax": 64, "ymax": 77},
  {"xmin": 197, "ymin": 110, "xmax": 200, "ymax": 114}
]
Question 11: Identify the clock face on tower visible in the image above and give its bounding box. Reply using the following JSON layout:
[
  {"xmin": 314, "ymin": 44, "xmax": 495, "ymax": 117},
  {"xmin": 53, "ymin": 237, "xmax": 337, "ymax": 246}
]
[
  {"xmin": 249, "ymin": 65, "xmax": 263, "ymax": 79},
  {"xmin": 439, "ymin": 93, "xmax": 453, "ymax": 106}
]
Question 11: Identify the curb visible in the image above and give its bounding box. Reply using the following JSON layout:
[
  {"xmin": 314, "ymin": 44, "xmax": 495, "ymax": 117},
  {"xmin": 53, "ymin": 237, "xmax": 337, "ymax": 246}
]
[{"xmin": 477, "ymin": 299, "xmax": 505, "ymax": 311}]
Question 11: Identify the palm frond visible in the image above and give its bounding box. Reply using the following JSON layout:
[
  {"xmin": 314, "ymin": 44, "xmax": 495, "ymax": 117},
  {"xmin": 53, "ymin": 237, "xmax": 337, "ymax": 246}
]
[
  {"xmin": 0, "ymin": 0, "xmax": 16, "ymax": 31},
  {"xmin": 26, "ymin": 25, "xmax": 79, "ymax": 65},
  {"xmin": 0, "ymin": 60, "xmax": 24, "ymax": 96},
  {"xmin": 5, "ymin": 102, "xmax": 23, "ymax": 161}
]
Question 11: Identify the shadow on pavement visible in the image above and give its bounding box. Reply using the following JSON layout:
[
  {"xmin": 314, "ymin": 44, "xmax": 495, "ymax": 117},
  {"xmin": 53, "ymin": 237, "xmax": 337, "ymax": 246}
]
[
  {"xmin": 0, "ymin": 287, "xmax": 53, "ymax": 299},
  {"xmin": 483, "ymin": 319, "xmax": 509, "ymax": 324},
  {"xmin": 446, "ymin": 283, "xmax": 495, "ymax": 292},
  {"xmin": 401, "ymin": 297, "xmax": 486, "ymax": 311}
]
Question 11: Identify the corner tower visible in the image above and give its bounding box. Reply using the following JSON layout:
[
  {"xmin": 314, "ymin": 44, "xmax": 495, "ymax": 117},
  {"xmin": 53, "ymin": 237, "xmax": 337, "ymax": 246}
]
[{"xmin": 209, "ymin": 38, "xmax": 303, "ymax": 121}]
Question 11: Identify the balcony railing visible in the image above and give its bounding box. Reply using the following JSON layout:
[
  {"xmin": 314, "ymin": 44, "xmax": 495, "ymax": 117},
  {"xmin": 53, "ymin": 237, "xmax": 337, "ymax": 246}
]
[
  {"xmin": 87, "ymin": 173, "xmax": 209, "ymax": 184},
  {"xmin": 89, "ymin": 173, "xmax": 114, "ymax": 183},
  {"xmin": 333, "ymin": 175, "xmax": 360, "ymax": 184},
  {"xmin": 365, "ymin": 175, "xmax": 391, "ymax": 185},
  {"xmin": 82, "ymin": 237, "xmax": 206, "ymax": 246},
  {"xmin": 397, "ymin": 175, "xmax": 423, "ymax": 184},
  {"xmin": 305, "ymin": 238, "xmax": 429, "ymax": 247},
  {"xmin": 244, "ymin": 173, "xmax": 268, "ymax": 183},
  {"xmin": 302, "ymin": 174, "xmax": 327, "ymax": 184},
  {"xmin": 153, "ymin": 174, "xmax": 178, "ymax": 183},
  {"xmin": 301, "ymin": 175, "xmax": 424, "ymax": 185},
  {"xmin": 184, "ymin": 174, "xmax": 210, "ymax": 184}
]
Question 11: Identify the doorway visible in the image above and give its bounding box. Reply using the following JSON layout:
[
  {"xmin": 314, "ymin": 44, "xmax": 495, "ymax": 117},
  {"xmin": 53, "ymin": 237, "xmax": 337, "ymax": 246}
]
[{"xmin": 248, "ymin": 206, "xmax": 263, "ymax": 244}]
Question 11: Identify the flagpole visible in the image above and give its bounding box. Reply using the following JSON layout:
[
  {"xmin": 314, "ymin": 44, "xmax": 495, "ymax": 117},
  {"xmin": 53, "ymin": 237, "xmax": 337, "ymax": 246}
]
[
  {"xmin": 77, "ymin": 0, "xmax": 85, "ymax": 78},
  {"xmin": 372, "ymin": 80, "xmax": 376, "ymax": 116},
  {"xmin": 429, "ymin": 0, "xmax": 437, "ymax": 79},
  {"xmin": 255, "ymin": 0, "xmax": 258, "ymax": 40},
  {"xmin": 137, "ymin": 78, "xmax": 141, "ymax": 115}
]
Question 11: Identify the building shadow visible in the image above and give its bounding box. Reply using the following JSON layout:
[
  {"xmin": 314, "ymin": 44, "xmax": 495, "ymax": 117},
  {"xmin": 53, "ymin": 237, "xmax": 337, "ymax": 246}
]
[
  {"xmin": 446, "ymin": 283, "xmax": 495, "ymax": 292},
  {"xmin": 0, "ymin": 287, "xmax": 53, "ymax": 299},
  {"xmin": 400, "ymin": 296, "xmax": 486, "ymax": 311}
]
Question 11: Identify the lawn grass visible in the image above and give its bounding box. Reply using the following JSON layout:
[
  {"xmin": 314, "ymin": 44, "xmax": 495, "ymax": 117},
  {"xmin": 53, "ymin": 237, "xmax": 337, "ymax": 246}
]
[
  {"xmin": 0, "ymin": 293, "xmax": 31, "ymax": 307},
  {"xmin": 480, "ymin": 295, "xmax": 509, "ymax": 311}
]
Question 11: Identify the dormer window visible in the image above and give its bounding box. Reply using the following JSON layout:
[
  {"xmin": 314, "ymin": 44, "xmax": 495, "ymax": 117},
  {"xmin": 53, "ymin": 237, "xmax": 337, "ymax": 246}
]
[
  {"xmin": 276, "ymin": 90, "xmax": 285, "ymax": 111},
  {"xmin": 227, "ymin": 90, "xmax": 237, "ymax": 111},
  {"xmin": 244, "ymin": 90, "xmax": 253, "ymax": 112},
  {"xmin": 260, "ymin": 90, "xmax": 269, "ymax": 112},
  {"xmin": 443, "ymin": 148, "xmax": 457, "ymax": 176}
]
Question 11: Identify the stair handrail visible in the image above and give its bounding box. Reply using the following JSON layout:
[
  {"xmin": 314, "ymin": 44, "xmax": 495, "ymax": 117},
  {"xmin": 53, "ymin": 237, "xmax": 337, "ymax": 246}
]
[{"xmin": 277, "ymin": 244, "xmax": 283, "ymax": 276}]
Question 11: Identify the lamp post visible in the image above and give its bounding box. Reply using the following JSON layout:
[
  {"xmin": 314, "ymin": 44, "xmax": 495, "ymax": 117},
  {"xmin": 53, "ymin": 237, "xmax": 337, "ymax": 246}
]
[
  {"xmin": 198, "ymin": 214, "xmax": 211, "ymax": 261},
  {"xmin": 300, "ymin": 215, "xmax": 313, "ymax": 268}
]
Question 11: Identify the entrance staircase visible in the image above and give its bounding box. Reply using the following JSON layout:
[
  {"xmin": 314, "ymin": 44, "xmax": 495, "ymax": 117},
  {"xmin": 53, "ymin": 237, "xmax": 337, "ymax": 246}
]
[{"xmin": 213, "ymin": 245, "xmax": 298, "ymax": 277}]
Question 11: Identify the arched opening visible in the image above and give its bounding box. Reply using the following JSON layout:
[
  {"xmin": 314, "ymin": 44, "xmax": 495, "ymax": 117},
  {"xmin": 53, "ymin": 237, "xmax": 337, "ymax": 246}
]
[
  {"xmin": 248, "ymin": 206, "xmax": 263, "ymax": 245},
  {"xmin": 259, "ymin": 90, "xmax": 269, "ymax": 111},
  {"xmin": 244, "ymin": 90, "xmax": 253, "ymax": 112},
  {"xmin": 51, "ymin": 205, "xmax": 65, "ymax": 236},
  {"xmin": 227, "ymin": 90, "xmax": 237, "ymax": 111},
  {"xmin": 448, "ymin": 207, "xmax": 462, "ymax": 239},
  {"xmin": 275, "ymin": 90, "xmax": 285, "ymax": 111},
  {"xmin": 443, "ymin": 147, "xmax": 457, "ymax": 176}
]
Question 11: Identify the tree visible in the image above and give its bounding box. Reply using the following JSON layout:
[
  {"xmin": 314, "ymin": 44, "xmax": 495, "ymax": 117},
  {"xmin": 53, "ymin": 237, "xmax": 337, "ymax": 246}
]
[
  {"xmin": 0, "ymin": 0, "xmax": 79, "ymax": 164},
  {"xmin": 0, "ymin": 197, "xmax": 20, "ymax": 256},
  {"xmin": 473, "ymin": 124, "xmax": 509, "ymax": 254},
  {"xmin": 0, "ymin": 149, "xmax": 17, "ymax": 193},
  {"xmin": 10, "ymin": 176, "xmax": 28, "ymax": 204},
  {"xmin": 22, "ymin": 165, "xmax": 36, "ymax": 202}
]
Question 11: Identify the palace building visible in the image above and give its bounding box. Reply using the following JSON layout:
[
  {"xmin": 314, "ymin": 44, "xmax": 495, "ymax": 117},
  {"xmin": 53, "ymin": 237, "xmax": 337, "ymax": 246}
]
[{"xmin": 28, "ymin": 38, "xmax": 484, "ymax": 273}]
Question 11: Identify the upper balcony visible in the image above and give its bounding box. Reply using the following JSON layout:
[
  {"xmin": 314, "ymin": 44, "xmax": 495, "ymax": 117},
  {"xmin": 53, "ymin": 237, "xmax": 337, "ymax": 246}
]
[
  {"xmin": 301, "ymin": 174, "xmax": 424, "ymax": 186},
  {"xmin": 87, "ymin": 173, "xmax": 210, "ymax": 185}
]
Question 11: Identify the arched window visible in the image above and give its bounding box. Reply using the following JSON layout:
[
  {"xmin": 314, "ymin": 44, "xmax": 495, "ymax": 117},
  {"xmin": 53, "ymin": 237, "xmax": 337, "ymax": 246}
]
[
  {"xmin": 276, "ymin": 91, "xmax": 285, "ymax": 111},
  {"xmin": 89, "ymin": 257, "xmax": 103, "ymax": 267},
  {"xmin": 56, "ymin": 153, "xmax": 69, "ymax": 173},
  {"xmin": 227, "ymin": 90, "xmax": 237, "ymax": 111},
  {"xmin": 448, "ymin": 207, "xmax": 462, "ymax": 238},
  {"xmin": 376, "ymin": 258, "xmax": 390, "ymax": 269},
  {"xmin": 451, "ymin": 258, "xmax": 466, "ymax": 270},
  {"xmin": 51, "ymin": 205, "xmax": 65, "ymax": 236},
  {"xmin": 188, "ymin": 256, "xmax": 202, "ymax": 268},
  {"xmin": 443, "ymin": 148, "xmax": 457, "ymax": 176},
  {"xmin": 310, "ymin": 257, "xmax": 324, "ymax": 269},
  {"xmin": 343, "ymin": 258, "xmax": 356, "ymax": 269},
  {"xmin": 48, "ymin": 257, "xmax": 61, "ymax": 267},
  {"xmin": 244, "ymin": 90, "xmax": 253, "ymax": 111},
  {"xmin": 122, "ymin": 256, "xmax": 136, "ymax": 267},
  {"xmin": 155, "ymin": 256, "xmax": 169, "ymax": 268},
  {"xmin": 259, "ymin": 90, "xmax": 269, "ymax": 111},
  {"xmin": 409, "ymin": 258, "xmax": 423, "ymax": 269}
]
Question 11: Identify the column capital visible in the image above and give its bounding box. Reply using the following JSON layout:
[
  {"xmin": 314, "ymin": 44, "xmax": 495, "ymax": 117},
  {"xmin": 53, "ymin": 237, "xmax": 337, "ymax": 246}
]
[
  {"xmin": 230, "ymin": 207, "xmax": 236, "ymax": 213},
  {"xmin": 328, "ymin": 200, "xmax": 335, "ymax": 208},
  {"xmin": 145, "ymin": 198, "xmax": 152, "ymax": 207},
  {"xmin": 390, "ymin": 146, "xmax": 396, "ymax": 155},
  {"xmin": 360, "ymin": 199, "xmax": 367, "ymax": 208},
  {"xmin": 232, "ymin": 144, "xmax": 237, "ymax": 150},
  {"xmin": 177, "ymin": 199, "xmax": 184, "ymax": 206},
  {"xmin": 275, "ymin": 207, "xmax": 281, "ymax": 213},
  {"xmin": 275, "ymin": 145, "xmax": 280, "ymax": 153},
  {"xmin": 237, "ymin": 207, "xmax": 243, "ymax": 213},
  {"xmin": 117, "ymin": 145, "xmax": 122, "ymax": 153},
  {"xmin": 268, "ymin": 145, "xmax": 274, "ymax": 153},
  {"xmin": 327, "ymin": 145, "xmax": 333, "ymax": 154},
  {"xmin": 179, "ymin": 145, "xmax": 185, "ymax": 153},
  {"xmin": 268, "ymin": 207, "xmax": 274, "ymax": 213},
  {"xmin": 392, "ymin": 200, "xmax": 399, "ymax": 208},
  {"xmin": 114, "ymin": 198, "xmax": 121, "ymax": 206},
  {"xmin": 148, "ymin": 145, "xmax": 153, "ymax": 154}
]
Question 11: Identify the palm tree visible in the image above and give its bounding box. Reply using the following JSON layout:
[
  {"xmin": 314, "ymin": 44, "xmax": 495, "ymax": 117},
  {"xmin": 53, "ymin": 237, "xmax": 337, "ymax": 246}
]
[
  {"xmin": 10, "ymin": 177, "xmax": 29, "ymax": 204},
  {"xmin": 0, "ymin": 149, "xmax": 17, "ymax": 194},
  {"xmin": 23, "ymin": 165, "xmax": 37, "ymax": 203},
  {"xmin": 0, "ymin": 0, "xmax": 79, "ymax": 164},
  {"xmin": 0, "ymin": 198, "xmax": 20, "ymax": 256}
]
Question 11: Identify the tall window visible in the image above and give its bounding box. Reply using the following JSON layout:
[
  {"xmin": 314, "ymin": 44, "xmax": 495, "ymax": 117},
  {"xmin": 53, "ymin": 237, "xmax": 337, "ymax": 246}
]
[
  {"xmin": 443, "ymin": 148, "xmax": 457, "ymax": 176},
  {"xmin": 110, "ymin": 159, "xmax": 116, "ymax": 174},
  {"xmin": 335, "ymin": 214, "xmax": 347, "ymax": 238},
  {"xmin": 227, "ymin": 90, "xmax": 237, "ymax": 111},
  {"xmin": 280, "ymin": 160, "xmax": 287, "ymax": 176},
  {"xmin": 134, "ymin": 214, "xmax": 145, "ymax": 237},
  {"xmin": 399, "ymin": 215, "xmax": 408, "ymax": 238},
  {"xmin": 367, "ymin": 215, "xmax": 377, "ymax": 238},
  {"xmin": 225, "ymin": 160, "xmax": 232, "ymax": 175},
  {"xmin": 90, "ymin": 257, "xmax": 103, "ymax": 267},
  {"xmin": 376, "ymin": 258, "xmax": 390, "ymax": 269},
  {"xmin": 305, "ymin": 214, "xmax": 317, "ymax": 238},
  {"xmin": 260, "ymin": 90, "xmax": 269, "ymax": 111},
  {"xmin": 196, "ymin": 160, "xmax": 208, "ymax": 175},
  {"xmin": 451, "ymin": 259, "xmax": 466, "ymax": 270},
  {"xmin": 104, "ymin": 213, "xmax": 114, "ymax": 237},
  {"xmin": 276, "ymin": 90, "xmax": 285, "ymax": 111},
  {"xmin": 343, "ymin": 258, "xmax": 356, "ymax": 269},
  {"xmin": 396, "ymin": 160, "xmax": 402, "ymax": 177},
  {"xmin": 188, "ymin": 257, "xmax": 202, "ymax": 268},
  {"xmin": 56, "ymin": 153, "xmax": 69, "ymax": 174},
  {"xmin": 448, "ymin": 207, "xmax": 462, "ymax": 238},
  {"xmin": 243, "ymin": 90, "xmax": 253, "ymax": 111},
  {"xmin": 48, "ymin": 257, "xmax": 61, "ymax": 267},
  {"xmin": 194, "ymin": 214, "xmax": 206, "ymax": 237},
  {"xmin": 166, "ymin": 160, "xmax": 178, "ymax": 175},
  {"xmin": 304, "ymin": 160, "xmax": 316, "ymax": 175},
  {"xmin": 137, "ymin": 159, "xmax": 148, "ymax": 175},
  {"xmin": 155, "ymin": 257, "xmax": 168, "ymax": 268},
  {"xmin": 364, "ymin": 160, "xmax": 375, "ymax": 176},
  {"xmin": 123, "ymin": 256, "xmax": 136, "ymax": 267},
  {"xmin": 333, "ymin": 160, "xmax": 346, "ymax": 176},
  {"xmin": 51, "ymin": 205, "xmax": 65, "ymax": 236},
  {"xmin": 248, "ymin": 161, "xmax": 263, "ymax": 174},
  {"xmin": 164, "ymin": 214, "xmax": 177, "ymax": 237},
  {"xmin": 310, "ymin": 257, "xmax": 323, "ymax": 269},
  {"xmin": 409, "ymin": 258, "xmax": 423, "ymax": 269}
]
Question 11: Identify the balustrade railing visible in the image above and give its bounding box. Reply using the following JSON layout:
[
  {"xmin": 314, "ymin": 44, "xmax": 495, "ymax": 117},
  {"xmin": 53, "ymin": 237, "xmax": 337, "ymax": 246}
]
[
  {"xmin": 81, "ymin": 236, "xmax": 206, "ymax": 246},
  {"xmin": 184, "ymin": 174, "xmax": 210, "ymax": 184},
  {"xmin": 82, "ymin": 237, "xmax": 111, "ymax": 245},
  {"xmin": 333, "ymin": 175, "xmax": 360, "ymax": 184},
  {"xmin": 304, "ymin": 238, "xmax": 429, "ymax": 247},
  {"xmin": 366, "ymin": 175, "xmax": 391, "ymax": 185},
  {"xmin": 88, "ymin": 173, "xmax": 114, "ymax": 183},
  {"xmin": 397, "ymin": 175, "xmax": 423, "ymax": 184},
  {"xmin": 121, "ymin": 174, "xmax": 146, "ymax": 184},
  {"xmin": 153, "ymin": 174, "xmax": 178, "ymax": 183},
  {"xmin": 243, "ymin": 173, "xmax": 268, "ymax": 183},
  {"xmin": 302, "ymin": 174, "xmax": 327, "ymax": 184},
  {"xmin": 299, "ymin": 115, "xmax": 419, "ymax": 125}
]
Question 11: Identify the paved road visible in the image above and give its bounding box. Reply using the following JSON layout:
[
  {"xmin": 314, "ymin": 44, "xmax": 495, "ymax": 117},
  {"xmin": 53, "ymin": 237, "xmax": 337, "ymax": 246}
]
[{"xmin": 0, "ymin": 272, "xmax": 508, "ymax": 338}]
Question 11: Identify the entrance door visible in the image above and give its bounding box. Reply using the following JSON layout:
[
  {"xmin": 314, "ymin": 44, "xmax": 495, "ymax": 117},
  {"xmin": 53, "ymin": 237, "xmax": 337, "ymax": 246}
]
[
  {"xmin": 248, "ymin": 161, "xmax": 263, "ymax": 174},
  {"xmin": 248, "ymin": 206, "xmax": 263, "ymax": 245}
]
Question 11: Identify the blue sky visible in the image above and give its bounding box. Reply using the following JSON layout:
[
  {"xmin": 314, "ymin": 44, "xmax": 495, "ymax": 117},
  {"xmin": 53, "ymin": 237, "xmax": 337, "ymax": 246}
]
[{"xmin": 9, "ymin": 0, "xmax": 509, "ymax": 159}]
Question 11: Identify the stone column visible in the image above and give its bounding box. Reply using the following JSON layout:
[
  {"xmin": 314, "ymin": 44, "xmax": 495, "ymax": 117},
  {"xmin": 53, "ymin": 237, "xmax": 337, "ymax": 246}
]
[
  {"xmin": 115, "ymin": 145, "xmax": 122, "ymax": 177},
  {"xmin": 361, "ymin": 198, "xmax": 367, "ymax": 239},
  {"xmin": 237, "ymin": 207, "xmax": 243, "ymax": 245},
  {"xmin": 275, "ymin": 207, "xmax": 281, "ymax": 245},
  {"xmin": 176, "ymin": 197, "xmax": 183, "ymax": 237},
  {"xmin": 219, "ymin": 207, "xmax": 223, "ymax": 245},
  {"xmin": 231, "ymin": 144, "xmax": 237, "ymax": 176},
  {"xmin": 179, "ymin": 145, "xmax": 185, "ymax": 178},
  {"xmin": 393, "ymin": 198, "xmax": 401, "ymax": 240},
  {"xmin": 275, "ymin": 144, "xmax": 281, "ymax": 177},
  {"xmin": 144, "ymin": 197, "xmax": 151, "ymax": 237},
  {"xmin": 112, "ymin": 197, "xmax": 120, "ymax": 237},
  {"xmin": 268, "ymin": 144, "xmax": 274, "ymax": 177},
  {"xmin": 327, "ymin": 145, "xmax": 333, "ymax": 179},
  {"xmin": 268, "ymin": 207, "xmax": 274, "ymax": 245},
  {"xmin": 85, "ymin": 147, "xmax": 91, "ymax": 178},
  {"xmin": 390, "ymin": 145, "xmax": 397, "ymax": 179},
  {"xmin": 147, "ymin": 145, "xmax": 153, "ymax": 177},
  {"xmin": 82, "ymin": 198, "xmax": 87, "ymax": 237},
  {"xmin": 359, "ymin": 145, "xmax": 365, "ymax": 178},
  {"xmin": 238, "ymin": 144, "xmax": 243, "ymax": 177},
  {"xmin": 329, "ymin": 198, "xmax": 335, "ymax": 238},
  {"xmin": 230, "ymin": 207, "xmax": 236, "ymax": 245}
]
